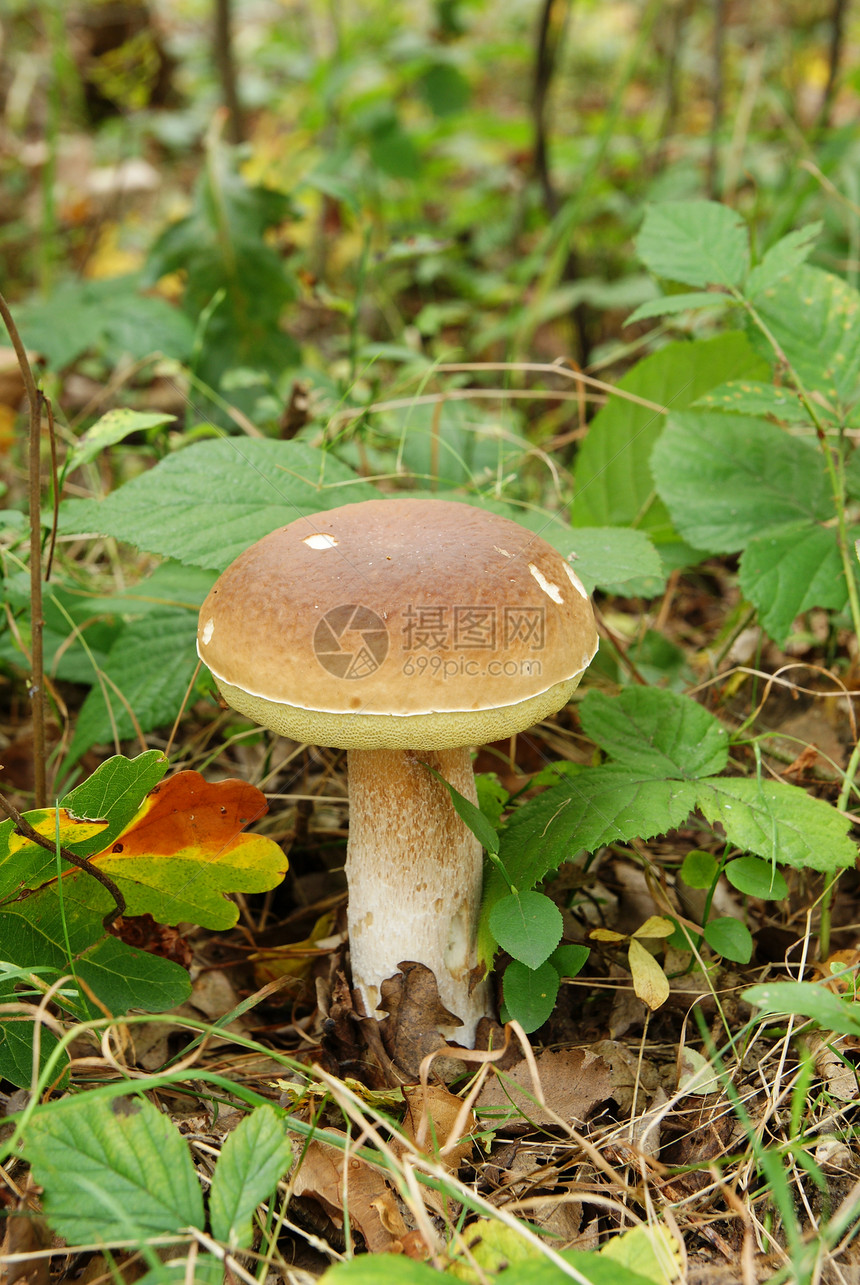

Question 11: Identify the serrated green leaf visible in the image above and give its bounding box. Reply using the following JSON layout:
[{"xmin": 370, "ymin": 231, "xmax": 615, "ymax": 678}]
[
  {"xmin": 739, "ymin": 522, "xmax": 851, "ymax": 646},
  {"xmin": 502, "ymin": 959, "xmax": 559, "ymax": 1033},
  {"xmin": 580, "ymin": 687, "xmax": 728, "ymax": 778},
  {"xmin": 65, "ymin": 608, "xmax": 202, "ymax": 767},
  {"xmin": 725, "ymin": 856, "xmax": 788, "ymax": 900},
  {"xmin": 680, "ymin": 849, "xmax": 719, "ymax": 890},
  {"xmin": 60, "ymin": 439, "xmax": 380, "ymax": 570},
  {"xmin": 750, "ymin": 265, "xmax": 860, "ymax": 406},
  {"xmin": 571, "ymin": 332, "xmax": 766, "ymax": 562},
  {"xmin": 23, "ymin": 1094, "xmax": 204, "ymax": 1243},
  {"xmin": 746, "ymin": 223, "xmax": 822, "ymax": 299},
  {"xmin": 15, "ymin": 275, "xmax": 195, "ymax": 371},
  {"xmin": 695, "ymin": 776, "xmax": 856, "ymax": 875},
  {"xmin": 625, "ymin": 290, "xmax": 732, "ymax": 326},
  {"xmin": 209, "ymin": 1106, "xmax": 292, "ymax": 1250},
  {"xmin": 703, "ymin": 916, "xmax": 752, "ymax": 963},
  {"xmin": 67, "ymin": 409, "xmax": 175, "ymax": 473},
  {"xmin": 744, "ymin": 981, "xmax": 860, "ymax": 1035},
  {"xmin": 80, "ymin": 563, "xmax": 217, "ymax": 617},
  {"xmin": 651, "ymin": 412, "xmax": 831, "ymax": 553},
  {"xmin": 693, "ymin": 380, "xmax": 811, "ymax": 422},
  {"xmin": 553, "ymin": 526, "xmax": 664, "ymax": 596},
  {"xmin": 549, "ymin": 943, "xmax": 590, "ymax": 979},
  {"xmin": 489, "ymin": 892, "xmax": 563, "ymax": 969},
  {"xmin": 478, "ymin": 767, "xmax": 700, "ymax": 968},
  {"xmin": 636, "ymin": 201, "xmax": 750, "ymax": 289}
]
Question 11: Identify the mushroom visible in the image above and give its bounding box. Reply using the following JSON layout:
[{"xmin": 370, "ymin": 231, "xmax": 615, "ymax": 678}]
[{"xmin": 197, "ymin": 498, "xmax": 597, "ymax": 1046}]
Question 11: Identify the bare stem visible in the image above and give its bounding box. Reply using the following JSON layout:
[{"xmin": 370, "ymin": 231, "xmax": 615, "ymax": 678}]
[{"xmin": 0, "ymin": 291, "xmax": 47, "ymax": 806}]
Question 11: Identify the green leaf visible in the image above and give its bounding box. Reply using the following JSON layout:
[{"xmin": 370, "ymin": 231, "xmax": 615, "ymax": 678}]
[
  {"xmin": 62, "ymin": 752, "xmax": 170, "ymax": 851},
  {"xmin": 143, "ymin": 147, "xmax": 299, "ymax": 393},
  {"xmin": 502, "ymin": 959, "xmax": 560, "ymax": 1033},
  {"xmin": 321, "ymin": 1261, "xmax": 442, "ymax": 1285},
  {"xmin": 418, "ymin": 61, "xmax": 471, "ymax": 116},
  {"xmin": 549, "ymin": 943, "xmax": 590, "ymax": 979},
  {"xmin": 0, "ymin": 978, "xmax": 68, "ymax": 1090},
  {"xmin": 651, "ymin": 411, "xmax": 831, "ymax": 553},
  {"xmin": 489, "ymin": 892, "xmax": 563, "ymax": 969},
  {"xmin": 22, "ymin": 1094, "xmax": 204, "ymax": 1243},
  {"xmin": 580, "ymin": 687, "xmax": 729, "ymax": 778},
  {"xmin": 749, "ymin": 265, "xmax": 860, "ymax": 406},
  {"xmin": 478, "ymin": 766, "xmax": 701, "ymax": 968},
  {"xmin": 743, "ymin": 981, "xmax": 860, "ymax": 1035},
  {"xmin": 725, "ymin": 856, "xmax": 788, "ymax": 900},
  {"xmin": 475, "ymin": 775, "xmax": 510, "ymax": 829},
  {"xmin": 693, "ymin": 380, "xmax": 811, "ymax": 422},
  {"xmin": 77, "ymin": 932, "xmax": 192, "ymax": 1016},
  {"xmin": 556, "ymin": 526, "xmax": 664, "ymax": 597},
  {"xmin": 79, "ymin": 562, "xmax": 218, "ymax": 618},
  {"xmin": 15, "ymin": 275, "xmax": 195, "ymax": 371},
  {"xmin": 636, "ymin": 201, "xmax": 750, "ymax": 289},
  {"xmin": 739, "ymin": 522, "xmax": 850, "ymax": 646},
  {"xmin": 60, "ymin": 439, "xmax": 380, "ymax": 570},
  {"xmin": 1, "ymin": 885, "xmax": 191, "ymax": 1018},
  {"xmin": 65, "ymin": 607, "xmax": 202, "ymax": 767},
  {"xmin": 746, "ymin": 223, "xmax": 822, "ymax": 299},
  {"xmin": 425, "ymin": 766, "xmax": 500, "ymax": 854},
  {"xmin": 703, "ymin": 916, "xmax": 752, "ymax": 963},
  {"xmin": 0, "ymin": 753, "xmax": 167, "ymax": 899},
  {"xmin": 680, "ymin": 849, "xmax": 719, "ymax": 890},
  {"xmin": 209, "ymin": 1106, "xmax": 292, "ymax": 1250},
  {"xmin": 625, "ymin": 291, "xmax": 733, "ymax": 326},
  {"xmin": 66, "ymin": 409, "xmax": 175, "ymax": 474},
  {"xmin": 571, "ymin": 332, "xmax": 766, "ymax": 558},
  {"xmin": 695, "ymin": 776, "xmax": 856, "ymax": 875}
]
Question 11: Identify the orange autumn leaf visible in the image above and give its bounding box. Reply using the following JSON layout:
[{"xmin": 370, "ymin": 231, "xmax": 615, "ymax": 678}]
[{"xmin": 64, "ymin": 771, "xmax": 288, "ymax": 929}]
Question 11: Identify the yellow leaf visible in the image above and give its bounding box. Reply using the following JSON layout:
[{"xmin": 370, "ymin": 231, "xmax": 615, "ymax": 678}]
[
  {"xmin": 590, "ymin": 928, "xmax": 627, "ymax": 943},
  {"xmin": 600, "ymin": 1223, "xmax": 683, "ymax": 1284},
  {"xmin": 628, "ymin": 937, "xmax": 669, "ymax": 1010},
  {"xmin": 8, "ymin": 811, "xmax": 107, "ymax": 856},
  {"xmin": 633, "ymin": 915, "xmax": 676, "ymax": 939},
  {"xmin": 252, "ymin": 911, "xmax": 337, "ymax": 984}
]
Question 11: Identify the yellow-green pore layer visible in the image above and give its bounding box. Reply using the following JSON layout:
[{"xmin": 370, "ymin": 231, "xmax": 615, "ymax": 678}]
[{"xmin": 197, "ymin": 498, "xmax": 599, "ymax": 750}]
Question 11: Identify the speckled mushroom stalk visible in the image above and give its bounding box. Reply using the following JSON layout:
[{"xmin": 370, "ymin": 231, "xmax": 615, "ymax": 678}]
[
  {"xmin": 346, "ymin": 746, "xmax": 487, "ymax": 1040},
  {"xmin": 197, "ymin": 497, "xmax": 598, "ymax": 1050}
]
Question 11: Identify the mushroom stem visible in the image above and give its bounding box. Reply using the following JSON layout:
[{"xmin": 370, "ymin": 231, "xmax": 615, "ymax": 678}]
[{"xmin": 346, "ymin": 746, "xmax": 489, "ymax": 1046}]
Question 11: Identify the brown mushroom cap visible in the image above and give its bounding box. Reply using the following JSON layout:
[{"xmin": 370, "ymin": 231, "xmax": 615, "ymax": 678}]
[{"xmin": 197, "ymin": 498, "xmax": 598, "ymax": 750}]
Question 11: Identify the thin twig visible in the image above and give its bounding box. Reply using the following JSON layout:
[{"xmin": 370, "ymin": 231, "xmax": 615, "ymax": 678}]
[
  {"xmin": 0, "ymin": 290, "xmax": 47, "ymax": 806},
  {"xmin": 0, "ymin": 790, "xmax": 126, "ymax": 927}
]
